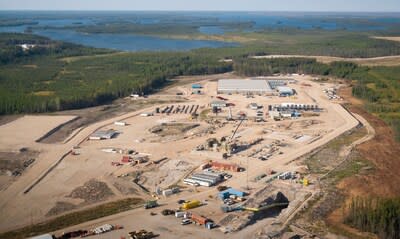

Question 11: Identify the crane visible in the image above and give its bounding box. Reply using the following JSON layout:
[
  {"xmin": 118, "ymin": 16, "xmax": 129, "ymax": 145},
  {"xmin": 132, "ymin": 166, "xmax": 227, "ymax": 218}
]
[{"xmin": 229, "ymin": 116, "xmax": 245, "ymax": 141}]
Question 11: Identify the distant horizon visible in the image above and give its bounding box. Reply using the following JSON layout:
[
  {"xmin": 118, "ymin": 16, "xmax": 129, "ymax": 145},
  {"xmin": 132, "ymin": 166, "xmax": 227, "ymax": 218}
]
[
  {"xmin": 0, "ymin": 9, "xmax": 400, "ymax": 13},
  {"xmin": 0, "ymin": 10, "xmax": 400, "ymax": 14},
  {"xmin": 1, "ymin": 0, "xmax": 399, "ymax": 12}
]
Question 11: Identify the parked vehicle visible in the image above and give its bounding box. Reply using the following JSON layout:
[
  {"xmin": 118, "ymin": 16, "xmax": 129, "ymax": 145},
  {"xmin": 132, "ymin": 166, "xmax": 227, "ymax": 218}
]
[
  {"xmin": 144, "ymin": 200, "xmax": 158, "ymax": 209},
  {"xmin": 181, "ymin": 219, "xmax": 192, "ymax": 225}
]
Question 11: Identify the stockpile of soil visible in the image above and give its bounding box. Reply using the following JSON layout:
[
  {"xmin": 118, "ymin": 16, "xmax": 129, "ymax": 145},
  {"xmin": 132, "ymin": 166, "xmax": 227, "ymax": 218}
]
[
  {"xmin": 113, "ymin": 181, "xmax": 139, "ymax": 195},
  {"xmin": 46, "ymin": 201, "xmax": 77, "ymax": 217},
  {"xmin": 0, "ymin": 149, "xmax": 38, "ymax": 177},
  {"xmin": 219, "ymin": 185, "xmax": 290, "ymax": 232},
  {"xmin": 67, "ymin": 179, "xmax": 114, "ymax": 203},
  {"xmin": 149, "ymin": 123, "xmax": 199, "ymax": 137}
]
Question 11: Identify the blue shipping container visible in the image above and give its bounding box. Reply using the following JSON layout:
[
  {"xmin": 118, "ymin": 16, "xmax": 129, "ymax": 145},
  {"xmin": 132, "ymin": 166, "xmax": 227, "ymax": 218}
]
[
  {"xmin": 192, "ymin": 84, "xmax": 202, "ymax": 89},
  {"xmin": 227, "ymin": 188, "xmax": 245, "ymax": 197},
  {"xmin": 218, "ymin": 188, "xmax": 245, "ymax": 199}
]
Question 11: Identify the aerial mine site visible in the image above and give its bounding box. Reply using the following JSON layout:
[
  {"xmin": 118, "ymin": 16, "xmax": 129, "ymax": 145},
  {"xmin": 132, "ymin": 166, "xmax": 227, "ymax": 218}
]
[
  {"xmin": 0, "ymin": 75, "xmax": 363, "ymax": 238},
  {"xmin": 1, "ymin": 5, "xmax": 400, "ymax": 239}
]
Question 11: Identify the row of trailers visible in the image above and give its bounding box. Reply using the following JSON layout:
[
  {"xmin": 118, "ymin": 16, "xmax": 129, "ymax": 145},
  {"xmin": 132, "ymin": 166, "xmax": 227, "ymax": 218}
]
[
  {"xmin": 268, "ymin": 103, "xmax": 320, "ymax": 112},
  {"xmin": 183, "ymin": 171, "xmax": 224, "ymax": 187},
  {"xmin": 156, "ymin": 105, "xmax": 199, "ymax": 115}
]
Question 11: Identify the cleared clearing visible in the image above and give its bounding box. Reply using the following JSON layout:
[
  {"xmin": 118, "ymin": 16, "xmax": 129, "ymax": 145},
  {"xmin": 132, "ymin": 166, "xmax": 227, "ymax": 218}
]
[{"xmin": 251, "ymin": 54, "xmax": 400, "ymax": 66}]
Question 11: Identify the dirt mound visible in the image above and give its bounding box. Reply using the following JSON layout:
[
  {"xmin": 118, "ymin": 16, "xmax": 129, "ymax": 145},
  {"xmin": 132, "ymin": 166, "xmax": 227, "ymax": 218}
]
[
  {"xmin": 0, "ymin": 149, "xmax": 38, "ymax": 177},
  {"xmin": 113, "ymin": 181, "xmax": 139, "ymax": 195},
  {"xmin": 149, "ymin": 123, "xmax": 199, "ymax": 137},
  {"xmin": 219, "ymin": 185, "xmax": 289, "ymax": 232},
  {"xmin": 67, "ymin": 179, "xmax": 114, "ymax": 204},
  {"xmin": 46, "ymin": 201, "xmax": 77, "ymax": 217}
]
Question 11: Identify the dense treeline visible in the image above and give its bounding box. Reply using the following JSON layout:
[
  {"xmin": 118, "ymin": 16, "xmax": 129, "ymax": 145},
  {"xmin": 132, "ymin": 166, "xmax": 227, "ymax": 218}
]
[
  {"xmin": 0, "ymin": 46, "xmax": 231, "ymax": 114},
  {"xmin": 1, "ymin": 32, "xmax": 400, "ymax": 141},
  {"xmin": 233, "ymin": 57, "xmax": 400, "ymax": 140},
  {"xmin": 345, "ymin": 197, "xmax": 400, "ymax": 239},
  {"xmin": 233, "ymin": 57, "xmax": 359, "ymax": 78},
  {"xmin": 0, "ymin": 33, "xmax": 112, "ymax": 65}
]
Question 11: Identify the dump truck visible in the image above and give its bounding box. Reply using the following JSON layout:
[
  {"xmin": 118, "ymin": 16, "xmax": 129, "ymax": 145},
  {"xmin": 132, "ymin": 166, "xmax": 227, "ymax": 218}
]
[
  {"xmin": 144, "ymin": 200, "xmax": 158, "ymax": 209},
  {"xmin": 181, "ymin": 200, "xmax": 201, "ymax": 210}
]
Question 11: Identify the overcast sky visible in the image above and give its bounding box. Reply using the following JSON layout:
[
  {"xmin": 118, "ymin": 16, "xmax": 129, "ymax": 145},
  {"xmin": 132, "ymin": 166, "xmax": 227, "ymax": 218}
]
[{"xmin": 1, "ymin": 0, "xmax": 400, "ymax": 12}]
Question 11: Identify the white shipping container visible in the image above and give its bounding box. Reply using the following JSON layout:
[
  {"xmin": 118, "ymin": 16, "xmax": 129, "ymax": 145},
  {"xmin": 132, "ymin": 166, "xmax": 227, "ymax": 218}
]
[
  {"xmin": 175, "ymin": 211, "xmax": 185, "ymax": 218},
  {"xmin": 162, "ymin": 189, "xmax": 173, "ymax": 197},
  {"xmin": 114, "ymin": 121, "xmax": 127, "ymax": 126}
]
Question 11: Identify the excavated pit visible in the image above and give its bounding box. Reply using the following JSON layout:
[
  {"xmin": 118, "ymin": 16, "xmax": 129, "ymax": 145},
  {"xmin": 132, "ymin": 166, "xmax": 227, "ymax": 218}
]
[{"xmin": 219, "ymin": 183, "xmax": 300, "ymax": 233}]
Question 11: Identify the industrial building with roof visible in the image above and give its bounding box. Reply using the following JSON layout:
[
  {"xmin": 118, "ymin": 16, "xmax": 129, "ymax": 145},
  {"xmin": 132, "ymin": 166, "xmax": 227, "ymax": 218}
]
[
  {"xmin": 217, "ymin": 79, "xmax": 274, "ymax": 95},
  {"xmin": 183, "ymin": 171, "xmax": 223, "ymax": 187},
  {"xmin": 217, "ymin": 78, "xmax": 291, "ymax": 95},
  {"xmin": 89, "ymin": 129, "xmax": 118, "ymax": 140}
]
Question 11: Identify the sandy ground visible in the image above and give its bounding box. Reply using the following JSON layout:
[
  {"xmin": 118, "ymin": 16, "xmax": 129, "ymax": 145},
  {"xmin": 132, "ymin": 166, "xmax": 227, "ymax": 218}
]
[
  {"xmin": 372, "ymin": 36, "xmax": 400, "ymax": 42},
  {"xmin": 0, "ymin": 115, "xmax": 76, "ymax": 150},
  {"xmin": 251, "ymin": 54, "xmax": 400, "ymax": 66},
  {"xmin": 0, "ymin": 75, "xmax": 360, "ymax": 238}
]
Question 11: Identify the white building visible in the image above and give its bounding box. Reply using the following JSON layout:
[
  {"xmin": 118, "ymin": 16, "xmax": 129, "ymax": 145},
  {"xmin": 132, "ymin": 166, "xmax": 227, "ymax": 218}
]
[
  {"xmin": 210, "ymin": 100, "xmax": 227, "ymax": 108},
  {"xmin": 217, "ymin": 79, "xmax": 274, "ymax": 95},
  {"xmin": 89, "ymin": 129, "xmax": 118, "ymax": 140},
  {"xmin": 277, "ymin": 86, "xmax": 294, "ymax": 96}
]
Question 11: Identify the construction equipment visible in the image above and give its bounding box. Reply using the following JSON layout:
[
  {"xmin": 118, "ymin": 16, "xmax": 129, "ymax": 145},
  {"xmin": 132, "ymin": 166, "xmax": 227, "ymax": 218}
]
[
  {"xmin": 161, "ymin": 209, "xmax": 175, "ymax": 216},
  {"xmin": 181, "ymin": 200, "xmax": 201, "ymax": 210},
  {"xmin": 129, "ymin": 230, "xmax": 159, "ymax": 239},
  {"xmin": 144, "ymin": 200, "xmax": 158, "ymax": 209},
  {"xmin": 229, "ymin": 116, "xmax": 245, "ymax": 142},
  {"xmin": 111, "ymin": 162, "xmax": 122, "ymax": 166},
  {"xmin": 299, "ymin": 178, "xmax": 309, "ymax": 186}
]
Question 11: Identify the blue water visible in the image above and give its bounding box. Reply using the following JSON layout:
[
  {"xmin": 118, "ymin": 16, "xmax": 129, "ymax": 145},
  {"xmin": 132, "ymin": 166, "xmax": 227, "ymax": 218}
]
[
  {"xmin": 1, "ymin": 11, "xmax": 399, "ymax": 50},
  {"xmin": 33, "ymin": 29, "xmax": 236, "ymax": 51},
  {"xmin": 0, "ymin": 15, "xmax": 237, "ymax": 51}
]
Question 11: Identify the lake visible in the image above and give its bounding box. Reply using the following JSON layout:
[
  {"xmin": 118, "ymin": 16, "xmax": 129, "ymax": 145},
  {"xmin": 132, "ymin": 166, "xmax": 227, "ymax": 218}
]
[
  {"xmin": 34, "ymin": 29, "xmax": 237, "ymax": 51},
  {"xmin": 1, "ymin": 11, "xmax": 399, "ymax": 51}
]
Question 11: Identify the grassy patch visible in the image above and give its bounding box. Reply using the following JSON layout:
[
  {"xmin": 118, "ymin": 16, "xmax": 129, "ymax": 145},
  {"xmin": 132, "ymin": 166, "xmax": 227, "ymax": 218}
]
[
  {"xmin": 306, "ymin": 126, "xmax": 368, "ymax": 174},
  {"xmin": 328, "ymin": 151, "xmax": 374, "ymax": 182},
  {"xmin": 33, "ymin": 91, "xmax": 55, "ymax": 96},
  {"xmin": 0, "ymin": 198, "xmax": 143, "ymax": 239}
]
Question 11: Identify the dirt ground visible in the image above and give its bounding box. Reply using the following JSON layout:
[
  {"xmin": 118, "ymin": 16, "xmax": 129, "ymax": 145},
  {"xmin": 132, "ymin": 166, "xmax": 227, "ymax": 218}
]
[
  {"xmin": 0, "ymin": 149, "xmax": 39, "ymax": 190},
  {"xmin": 323, "ymin": 86, "xmax": 400, "ymax": 236},
  {"xmin": 372, "ymin": 36, "xmax": 400, "ymax": 43},
  {"xmin": 39, "ymin": 98, "xmax": 186, "ymax": 144},
  {"xmin": 0, "ymin": 74, "xmax": 360, "ymax": 238},
  {"xmin": 0, "ymin": 115, "xmax": 76, "ymax": 150}
]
